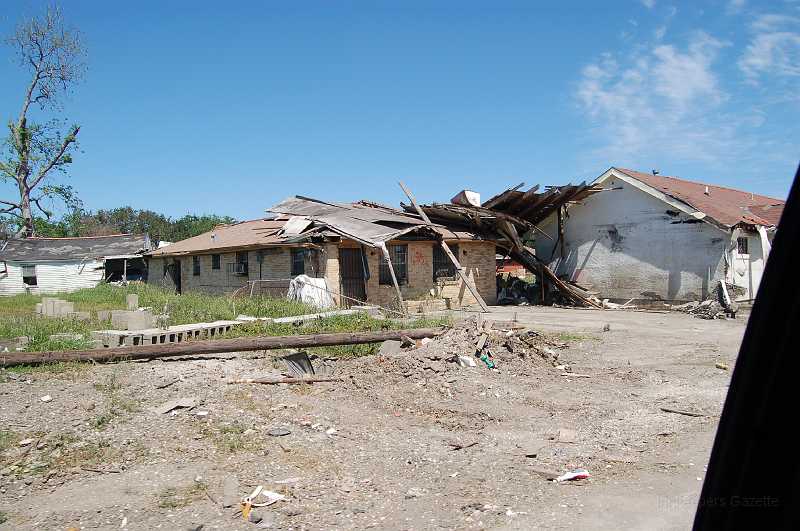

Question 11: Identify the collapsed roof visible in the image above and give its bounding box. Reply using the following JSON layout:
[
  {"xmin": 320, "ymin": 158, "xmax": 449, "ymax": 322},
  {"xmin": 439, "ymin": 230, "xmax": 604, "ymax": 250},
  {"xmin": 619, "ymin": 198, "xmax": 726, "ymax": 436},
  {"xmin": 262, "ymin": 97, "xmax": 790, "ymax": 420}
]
[
  {"xmin": 480, "ymin": 182, "xmax": 605, "ymax": 225},
  {"xmin": 148, "ymin": 197, "xmax": 487, "ymax": 258},
  {"xmin": 0, "ymin": 234, "xmax": 151, "ymax": 262},
  {"xmin": 268, "ymin": 196, "xmax": 485, "ymax": 247}
]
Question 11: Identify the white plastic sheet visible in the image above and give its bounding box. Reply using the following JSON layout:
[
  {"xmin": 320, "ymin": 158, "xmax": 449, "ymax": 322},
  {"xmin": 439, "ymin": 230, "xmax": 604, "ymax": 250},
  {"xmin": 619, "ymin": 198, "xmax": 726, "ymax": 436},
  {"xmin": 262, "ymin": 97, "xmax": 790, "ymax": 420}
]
[{"xmin": 286, "ymin": 275, "xmax": 335, "ymax": 309}]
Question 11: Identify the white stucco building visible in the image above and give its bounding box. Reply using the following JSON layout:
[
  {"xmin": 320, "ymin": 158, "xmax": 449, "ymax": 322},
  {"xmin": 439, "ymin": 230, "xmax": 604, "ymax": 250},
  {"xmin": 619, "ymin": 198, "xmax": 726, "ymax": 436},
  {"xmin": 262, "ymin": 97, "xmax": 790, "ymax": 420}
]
[
  {"xmin": 0, "ymin": 234, "xmax": 151, "ymax": 296},
  {"xmin": 534, "ymin": 167, "xmax": 784, "ymax": 303}
]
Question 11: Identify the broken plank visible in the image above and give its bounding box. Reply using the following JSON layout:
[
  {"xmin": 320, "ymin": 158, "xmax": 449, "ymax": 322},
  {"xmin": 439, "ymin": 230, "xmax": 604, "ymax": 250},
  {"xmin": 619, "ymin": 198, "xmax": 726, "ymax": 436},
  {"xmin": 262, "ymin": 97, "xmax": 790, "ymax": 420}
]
[
  {"xmin": 228, "ymin": 377, "xmax": 342, "ymax": 385},
  {"xmin": 0, "ymin": 328, "xmax": 445, "ymax": 367},
  {"xmin": 659, "ymin": 407, "xmax": 707, "ymax": 418}
]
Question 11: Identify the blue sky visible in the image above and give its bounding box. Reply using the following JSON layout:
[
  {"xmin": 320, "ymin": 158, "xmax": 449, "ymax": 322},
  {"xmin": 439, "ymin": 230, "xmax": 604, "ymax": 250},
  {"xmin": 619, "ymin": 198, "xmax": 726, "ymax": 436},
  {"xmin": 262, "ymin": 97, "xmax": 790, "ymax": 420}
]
[{"xmin": 1, "ymin": 0, "xmax": 797, "ymax": 220}]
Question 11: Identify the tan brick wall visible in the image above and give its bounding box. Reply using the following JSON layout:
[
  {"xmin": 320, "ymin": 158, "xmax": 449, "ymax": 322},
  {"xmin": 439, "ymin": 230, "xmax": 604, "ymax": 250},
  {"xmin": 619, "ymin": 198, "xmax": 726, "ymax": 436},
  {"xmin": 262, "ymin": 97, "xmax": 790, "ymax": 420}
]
[
  {"xmin": 147, "ymin": 241, "xmax": 497, "ymax": 308},
  {"xmin": 177, "ymin": 252, "xmax": 248, "ymax": 295},
  {"xmin": 360, "ymin": 240, "xmax": 496, "ymax": 310},
  {"xmin": 146, "ymin": 257, "xmax": 173, "ymax": 290},
  {"xmin": 322, "ymin": 244, "xmax": 341, "ymax": 305}
]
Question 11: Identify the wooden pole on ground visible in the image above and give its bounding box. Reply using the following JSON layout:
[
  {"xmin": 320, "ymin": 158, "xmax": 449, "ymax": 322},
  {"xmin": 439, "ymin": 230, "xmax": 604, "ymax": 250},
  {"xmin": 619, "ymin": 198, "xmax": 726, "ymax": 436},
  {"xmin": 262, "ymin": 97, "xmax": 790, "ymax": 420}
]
[
  {"xmin": 398, "ymin": 181, "xmax": 491, "ymax": 313},
  {"xmin": 0, "ymin": 328, "xmax": 445, "ymax": 367}
]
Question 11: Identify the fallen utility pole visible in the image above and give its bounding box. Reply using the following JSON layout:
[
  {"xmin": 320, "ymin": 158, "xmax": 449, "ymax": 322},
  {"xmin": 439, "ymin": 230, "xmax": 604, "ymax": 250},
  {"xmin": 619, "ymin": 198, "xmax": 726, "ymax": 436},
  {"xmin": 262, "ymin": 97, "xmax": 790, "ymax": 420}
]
[
  {"xmin": 0, "ymin": 328, "xmax": 445, "ymax": 367},
  {"xmin": 228, "ymin": 376, "xmax": 342, "ymax": 385}
]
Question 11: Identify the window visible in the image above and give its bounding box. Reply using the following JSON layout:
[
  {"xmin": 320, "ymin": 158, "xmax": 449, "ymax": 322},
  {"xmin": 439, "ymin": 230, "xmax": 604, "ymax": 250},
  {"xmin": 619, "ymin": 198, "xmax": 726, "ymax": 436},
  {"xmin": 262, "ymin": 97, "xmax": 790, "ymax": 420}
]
[
  {"xmin": 211, "ymin": 254, "xmax": 221, "ymax": 270},
  {"xmin": 192, "ymin": 256, "xmax": 200, "ymax": 276},
  {"xmin": 291, "ymin": 249, "xmax": 305, "ymax": 276},
  {"xmin": 379, "ymin": 244, "xmax": 408, "ymax": 285},
  {"xmin": 22, "ymin": 264, "xmax": 37, "ymax": 286},
  {"xmin": 737, "ymin": 237, "xmax": 749, "ymax": 255},
  {"xmin": 433, "ymin": 244, "xmax": 458, "ymax": 280},
  {"xmin": 235, "ymin": 251, "xmax": 249, "ymax": 275}
]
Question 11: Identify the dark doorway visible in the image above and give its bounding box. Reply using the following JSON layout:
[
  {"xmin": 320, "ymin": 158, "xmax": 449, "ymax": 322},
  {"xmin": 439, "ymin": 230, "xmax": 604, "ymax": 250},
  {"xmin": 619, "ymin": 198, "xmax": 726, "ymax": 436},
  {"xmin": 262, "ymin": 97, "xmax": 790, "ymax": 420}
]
[
  {"xmin": 338, "ymin": 248, "xmax": 366, "ymax": 308},
  {"xmin": 169, "ymin": 258, "xmax": 182, "ymax": 294}
]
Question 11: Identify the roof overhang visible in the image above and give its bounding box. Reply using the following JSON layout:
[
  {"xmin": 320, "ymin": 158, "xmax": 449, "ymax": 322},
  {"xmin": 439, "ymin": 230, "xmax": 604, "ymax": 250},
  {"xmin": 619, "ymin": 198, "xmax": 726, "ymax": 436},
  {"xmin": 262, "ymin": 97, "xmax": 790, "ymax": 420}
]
[{"xmin": 594, "ymin": 167, "xmax": 729, "ymax": 231}]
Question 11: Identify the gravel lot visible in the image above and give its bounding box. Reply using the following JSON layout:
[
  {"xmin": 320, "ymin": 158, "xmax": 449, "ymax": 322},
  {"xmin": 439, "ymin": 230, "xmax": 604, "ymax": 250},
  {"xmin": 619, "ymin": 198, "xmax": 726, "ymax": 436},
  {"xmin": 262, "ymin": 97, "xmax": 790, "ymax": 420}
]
[{"xmin": 0, "ymin": 306, "xmax": 745, "ymax": 530}]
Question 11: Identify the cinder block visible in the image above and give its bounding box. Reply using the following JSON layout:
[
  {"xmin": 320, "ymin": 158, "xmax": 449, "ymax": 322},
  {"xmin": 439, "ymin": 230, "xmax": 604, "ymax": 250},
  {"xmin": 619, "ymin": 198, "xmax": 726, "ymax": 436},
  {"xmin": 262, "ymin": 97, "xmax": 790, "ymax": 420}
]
[
  {"xmin": 88, "ymin": 339, "xmax": 105, "ymax": 349},
  {"xmin": 97, "ymin": 310, "xmax": 112, "ymax": 322},
  {"xmin": 54, "ymin": 301, "xmax": 75, "ymax": 316},
  {"xmin": 35, "ymin": 302, "xmax": 43, "ymax": 314},
  {"xmin": 48, "ymin": 332, "xmax": 84, "ymax": 342},
  {"xmin": 68, "ymin": 311, "xmax": 91, "ymax": 321},
  {"xmin": 44, "ymin": 298, "xmax": 59, "ymax": 317},
  {"xmin": 126, "ymin": 294, "xmax": 139, "ymax": 310},
  {"xmin": 111, "ymin": 310, "xmax": 134, "ymax": 330},
  {"xmin": 111, "ymin": 310, "xmax": 155, "ymax": 331},
  {"xmin": 126, "ymin": 311, "xmax": 155, "ymax": 331}
]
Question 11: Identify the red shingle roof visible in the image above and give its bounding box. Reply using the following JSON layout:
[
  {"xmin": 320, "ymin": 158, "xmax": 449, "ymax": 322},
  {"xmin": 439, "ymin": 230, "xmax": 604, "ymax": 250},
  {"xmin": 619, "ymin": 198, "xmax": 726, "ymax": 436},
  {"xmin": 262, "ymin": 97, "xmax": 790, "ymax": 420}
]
[{"xmin": 615, "ymin": 168, "xmax": 785, "ymax": 228}]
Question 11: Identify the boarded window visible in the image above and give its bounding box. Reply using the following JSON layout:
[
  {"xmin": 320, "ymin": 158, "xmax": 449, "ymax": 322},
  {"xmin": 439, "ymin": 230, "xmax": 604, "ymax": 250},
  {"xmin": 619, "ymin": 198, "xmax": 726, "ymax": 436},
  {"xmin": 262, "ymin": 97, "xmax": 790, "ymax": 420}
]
[
  {"xmin": 212, "ymin": 254, "xmax": 221, "ymax": 270},
  {"xmin": 433, "ymin": 244, "xmax": 458, "ymax": 280},
  {"xmin": 737, "ymin": 237, "xmax": 749, "ymax": 255},
  {"xmin": 291, "ymin": 249, "xmax": 305, "ymax": 276},
  {"xmin": 22, "ymin": 264, "xmax": 37, "ymax": 286},
  {"xmin": 379, "ymin": 244, "xmax": 408, "ymax": 285},
  {"xmin": 192, "ymin": 256, "xmax": 200, "ymax": 276}
]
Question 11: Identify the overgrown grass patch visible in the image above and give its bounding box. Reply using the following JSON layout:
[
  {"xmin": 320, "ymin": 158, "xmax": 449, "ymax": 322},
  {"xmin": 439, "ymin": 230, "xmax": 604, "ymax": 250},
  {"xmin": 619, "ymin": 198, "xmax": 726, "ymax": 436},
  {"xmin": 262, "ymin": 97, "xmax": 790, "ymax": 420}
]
[
  {"xmin": 4, "ymin": 361, "xmax": 91, "ymax": 378},
  {"xmin": 156, "ymin": 481, "xmax": 209, "ymax": 509},
  {"xmin": 199, "ymin": 422, "xmax": 262, "ymax": 454},
  {"xmin": 0, "ymin": 430, "xmax": 19, "ymax": 452},
  {"xmin": 557, "ymin": 331, "xmax": 600, "ymax": 343},
  {"xmin": 0, "ymin": 283, "xmax": 451, "ymax": 357}
]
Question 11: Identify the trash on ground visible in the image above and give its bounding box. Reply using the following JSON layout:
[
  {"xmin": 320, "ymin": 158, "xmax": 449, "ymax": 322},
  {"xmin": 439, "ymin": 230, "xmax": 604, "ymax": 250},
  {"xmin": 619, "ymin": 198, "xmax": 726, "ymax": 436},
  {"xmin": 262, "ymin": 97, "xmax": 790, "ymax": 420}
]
[{"xmin": 554, "ymin": 468, "xmax": 591, "ymax": 482}]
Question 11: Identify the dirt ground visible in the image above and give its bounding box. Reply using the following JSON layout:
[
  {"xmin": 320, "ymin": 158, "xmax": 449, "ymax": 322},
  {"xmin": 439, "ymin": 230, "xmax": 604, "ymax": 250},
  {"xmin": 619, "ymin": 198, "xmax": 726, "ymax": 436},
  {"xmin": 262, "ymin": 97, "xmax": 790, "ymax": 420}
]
[{"xmin": 0, "ymin": 306, "xmax": 746, "ymax": 530}]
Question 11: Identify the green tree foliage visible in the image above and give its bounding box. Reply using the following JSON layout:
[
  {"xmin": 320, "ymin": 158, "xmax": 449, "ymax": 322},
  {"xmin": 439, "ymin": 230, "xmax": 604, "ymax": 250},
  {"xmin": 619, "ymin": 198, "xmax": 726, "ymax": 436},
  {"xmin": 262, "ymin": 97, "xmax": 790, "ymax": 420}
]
[{"xmin": 3, "ymin": 207, "xmax": 237, "ymax": 243}]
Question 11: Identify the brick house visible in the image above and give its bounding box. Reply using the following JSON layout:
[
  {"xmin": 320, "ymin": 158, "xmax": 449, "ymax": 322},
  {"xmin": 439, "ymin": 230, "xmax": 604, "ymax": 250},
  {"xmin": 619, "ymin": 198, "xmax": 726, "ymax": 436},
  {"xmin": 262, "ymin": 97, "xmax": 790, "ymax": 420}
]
[{"xmin": 146, "ymin": 198, "xmax": 497, "ymax": 311}]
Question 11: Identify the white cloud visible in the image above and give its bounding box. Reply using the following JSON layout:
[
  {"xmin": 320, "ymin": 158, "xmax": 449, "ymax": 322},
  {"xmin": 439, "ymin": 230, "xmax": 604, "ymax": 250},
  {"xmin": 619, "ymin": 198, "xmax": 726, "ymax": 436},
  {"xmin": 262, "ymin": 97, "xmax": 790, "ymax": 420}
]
[
  {"xmin": 641, "ymin": 0, "xmax": 656, "ymax": 9},
  {"xmin": 654, "ymin": 26, "xmax": 667, "ymax": 40},
  {"xmin": 739, "ymin": 14, "xmax": 800, "ymax": 81},
  {"xmin": 726, "ymin": 0, "xmax": 746, "ymax": 15},
  {"xmin": 576, "ymin": 32, "xmax": 739, "ymax": 163}
]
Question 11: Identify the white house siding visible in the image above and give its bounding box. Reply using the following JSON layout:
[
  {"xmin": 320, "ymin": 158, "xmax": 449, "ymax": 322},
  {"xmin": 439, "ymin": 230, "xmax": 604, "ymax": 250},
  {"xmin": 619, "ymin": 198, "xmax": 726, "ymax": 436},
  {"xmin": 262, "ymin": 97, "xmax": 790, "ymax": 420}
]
[
  {"xmin": 534, "ymin": 178, "xmax": 728, "ymax": 302},
  {"xmin": 0, "ymin": 260, "xmax": 105, "ymax": 296},
  {"xmin": 726, "ymin": 229, "xmax": 766, "ymax": 301}
]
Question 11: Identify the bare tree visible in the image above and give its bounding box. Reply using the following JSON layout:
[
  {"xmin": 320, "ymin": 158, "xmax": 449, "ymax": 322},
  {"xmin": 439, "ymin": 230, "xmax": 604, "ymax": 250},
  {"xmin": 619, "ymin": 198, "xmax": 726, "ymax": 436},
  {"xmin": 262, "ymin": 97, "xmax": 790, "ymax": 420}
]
[{"xmin": 0, "ymin": 6, "xmax": 86, "ymax": 237}]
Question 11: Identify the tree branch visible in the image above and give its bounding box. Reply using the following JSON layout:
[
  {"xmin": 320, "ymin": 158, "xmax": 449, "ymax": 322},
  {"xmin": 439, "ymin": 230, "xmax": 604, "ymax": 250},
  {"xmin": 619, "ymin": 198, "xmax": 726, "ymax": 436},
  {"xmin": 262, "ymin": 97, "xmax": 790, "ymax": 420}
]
[
  {"xmin": 28, "ymin": 125, "xmax": 79, "ymax": 190},
  {"xmin": 0, "ymin": 199, "xmax": 21, "ymax": 208},
  {"xmin": 31, "ymin": 196, "xmax": 52, "ymax": 218}
]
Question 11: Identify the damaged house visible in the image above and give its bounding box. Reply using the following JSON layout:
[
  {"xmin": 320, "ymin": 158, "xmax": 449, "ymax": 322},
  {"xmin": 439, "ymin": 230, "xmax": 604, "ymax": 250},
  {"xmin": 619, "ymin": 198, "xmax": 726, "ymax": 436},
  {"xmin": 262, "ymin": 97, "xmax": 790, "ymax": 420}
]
[
  {"xmin": 526, "ymin": 167, "xmax": 784, "ymax": 303},
  {"xmin": 0, "ymin": 234, "xmax": 152, "ymax": 295},
  {"xmin": 146, "ymin": 196, "xmax": 497, "ymax": 311}
]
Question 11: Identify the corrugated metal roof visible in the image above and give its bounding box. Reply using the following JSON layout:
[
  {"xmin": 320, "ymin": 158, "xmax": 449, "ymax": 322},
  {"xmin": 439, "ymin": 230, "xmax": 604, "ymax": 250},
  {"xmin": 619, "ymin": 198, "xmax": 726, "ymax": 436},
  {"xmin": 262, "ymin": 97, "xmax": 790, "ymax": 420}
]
[
  {"xmin": 0, "ymin": 234, "xmax": 151, "ymax": 262},
  {"xmin": 615, "ymin": 168, "xmax": 785, "ymax": 228}
]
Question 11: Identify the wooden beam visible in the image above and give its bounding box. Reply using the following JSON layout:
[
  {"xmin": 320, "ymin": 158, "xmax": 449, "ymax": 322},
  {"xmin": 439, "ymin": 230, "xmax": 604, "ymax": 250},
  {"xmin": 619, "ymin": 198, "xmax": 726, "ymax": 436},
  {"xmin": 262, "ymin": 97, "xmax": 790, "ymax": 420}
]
[
  {"xmin": 482, "ymin": 182, "xmax": 526, "ymax": 209},
  {"xmin": 398, "ymin": 181, "xmax": 491, "ymax": 312},
  {"xmin": 0, "ymin": 328, "xmax": 445, "ymax": 367},
  {"xmin": 379, "ymin": 242, "xmax": 406, "ymax": 314}
]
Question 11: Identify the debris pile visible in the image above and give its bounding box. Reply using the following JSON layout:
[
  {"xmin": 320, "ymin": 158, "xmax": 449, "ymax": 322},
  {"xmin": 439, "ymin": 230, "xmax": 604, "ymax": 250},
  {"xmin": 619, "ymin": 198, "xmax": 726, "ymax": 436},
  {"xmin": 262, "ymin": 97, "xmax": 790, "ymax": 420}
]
[
  {"xmin": 497, "ymin": 275, "xmax": 539, "ymax": 305},
  {"xmin": 346, "ymin": 318, "xmax": 570, "ymax": 385},
  {"xmin": 671, "ymin": 281, "xmax": 744, "ymax": 319}
]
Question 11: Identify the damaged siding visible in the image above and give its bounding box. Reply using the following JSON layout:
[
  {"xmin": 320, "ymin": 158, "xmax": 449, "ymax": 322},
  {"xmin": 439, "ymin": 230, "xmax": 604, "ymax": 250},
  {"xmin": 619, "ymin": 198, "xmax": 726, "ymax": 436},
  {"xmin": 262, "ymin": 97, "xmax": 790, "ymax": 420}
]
[
  {"xmin": 536, "ymin": 178, "xmax": 728, "ymax": 302},
  {"xmin": 0, "ymin": 260, "xmax": 105, "ymax": 295}
]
